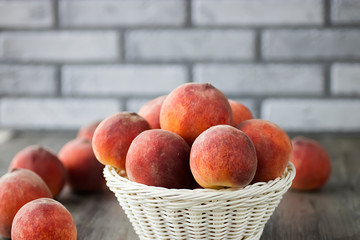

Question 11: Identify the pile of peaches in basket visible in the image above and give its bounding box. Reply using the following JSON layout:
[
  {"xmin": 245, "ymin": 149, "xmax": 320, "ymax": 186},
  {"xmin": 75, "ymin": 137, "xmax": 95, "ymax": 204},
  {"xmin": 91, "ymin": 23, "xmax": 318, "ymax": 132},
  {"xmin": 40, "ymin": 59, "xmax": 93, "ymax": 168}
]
[
  {"xmin": 93, "ymin": 82, "xmax": 331, "ymax": 191},
  {"xmin": 0, "ymin": 82, "xmax": 331, "ymax": 240}
]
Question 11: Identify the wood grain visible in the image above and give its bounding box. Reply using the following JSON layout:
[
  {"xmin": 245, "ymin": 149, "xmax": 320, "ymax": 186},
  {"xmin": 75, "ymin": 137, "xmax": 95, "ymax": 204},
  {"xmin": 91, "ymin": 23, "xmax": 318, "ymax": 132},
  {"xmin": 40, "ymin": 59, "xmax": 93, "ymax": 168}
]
[{"xmin": 0, "ymin": 132, "xmax": 359, "ymax": 240}]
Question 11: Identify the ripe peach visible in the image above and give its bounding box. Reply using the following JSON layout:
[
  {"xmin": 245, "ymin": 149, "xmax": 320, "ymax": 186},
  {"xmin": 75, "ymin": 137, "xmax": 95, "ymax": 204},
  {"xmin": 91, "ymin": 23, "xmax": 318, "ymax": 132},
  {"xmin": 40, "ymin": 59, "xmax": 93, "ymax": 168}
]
[
  {"xmin": 290, "ymin": 136, "xmax": 331, "ymax": 191},
  {"xmin": 11, "ymin": 198, "xmax": 77, "ymax": 240},
  {"xmin": 236, "ymin": 119, "xmax": 292, "ymax": 183},
  {"xmin": 228, "ymin": 99, "xmax": 253, "ymax": 126},
  {"xmin": 126, "ymin": 129, "xmax": 194, "ymax": 189},
  {"xmin": 190, "ymin": 125, "xmax": 257, "ymax": 189},
  {"xmin": 92, "ymin": 112, "xmax": 150, "ymax": 171},
  {"xmin": 0, "ymin": 169, "xmax": 52, "ymax": 239},
  {"xmin": 138, "ymin": 95, "xmax": 167, "ymax": 129},
  {"xmin": 77, "ymin": 120, "xmax": 101, "ymax": 140},
  {"xmin": 9, "ymin": 145, "xmax": 67, "ymax": 197},
  {"xmin": 160, "ymin": 83, "xmax": 232, "ymax": 144},
  {"xmin": 58, "ymin": 138, "xmax": 106, "ymax": 192}
]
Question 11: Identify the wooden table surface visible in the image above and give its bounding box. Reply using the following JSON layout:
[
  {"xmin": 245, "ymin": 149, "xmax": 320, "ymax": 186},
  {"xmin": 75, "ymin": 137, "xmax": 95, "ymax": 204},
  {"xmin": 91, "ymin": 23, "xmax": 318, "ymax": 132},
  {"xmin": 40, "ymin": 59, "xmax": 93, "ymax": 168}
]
[{"xmin": 0, "ymin": 131, "xmax": 359, "ymax": 240}]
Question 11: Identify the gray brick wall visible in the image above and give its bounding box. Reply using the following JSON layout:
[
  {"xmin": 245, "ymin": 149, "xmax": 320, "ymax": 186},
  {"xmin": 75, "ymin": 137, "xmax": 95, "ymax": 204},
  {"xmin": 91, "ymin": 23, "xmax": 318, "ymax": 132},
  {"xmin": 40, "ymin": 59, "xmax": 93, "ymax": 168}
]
[{"xmin": 0, "ymin": 0, "xmax": 359, "ymax": 132}]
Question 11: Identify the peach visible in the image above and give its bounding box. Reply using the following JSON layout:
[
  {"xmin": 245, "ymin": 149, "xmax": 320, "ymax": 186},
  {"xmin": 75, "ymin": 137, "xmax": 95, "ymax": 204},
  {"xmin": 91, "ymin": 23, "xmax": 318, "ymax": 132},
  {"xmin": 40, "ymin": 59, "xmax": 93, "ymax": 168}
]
[
  {"xmin": 138, "ymin": 95, "xmax": 167, "ymax": 129},
  {"xmin": 290, "ymin": 136, "xmax": 331, "ymax": 191},
  {"xmin": 92, "ymin": 112, "xmax": 150, "ymax": 171},
  {"xmin": 160, "ymin": 83, "xmax": 232, "ymax": 144},
  {"xmin": 126, "ymin": 129, "xmax": 194, "ymax": 189},
  {"xmin": 58, "ymin": 138, "xmax": 106, "ymax": 192},
  {"xmin": 190, "ymin": 125, "xmax": 257, "ymax": 189},
  {"xmin": 228, "ymin": 99, "xmax": 253, "ymax": 126},
  {"xmin": 0, "ymin": 169, "xmax": 52, "ymax": 239},
  {"xmin": 77, "ymin": 120, "xmax": 101, "ymax": 140},
  {"xmin": 9, "ymin": 145, "xmax": 67, "ymax": 197},
  {"xmin": 11, "ymin": 198, "xmax": 77, "ymax": 240},
  {"xmin": 236, "ymin": 119, "xmax": 292, "ymax": 183}
]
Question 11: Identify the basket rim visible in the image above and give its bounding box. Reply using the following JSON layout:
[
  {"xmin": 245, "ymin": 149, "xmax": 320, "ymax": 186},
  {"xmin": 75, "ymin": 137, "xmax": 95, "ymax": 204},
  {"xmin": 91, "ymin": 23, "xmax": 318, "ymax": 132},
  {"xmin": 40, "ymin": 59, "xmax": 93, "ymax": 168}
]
[{"xmin": 104, "ymin": 162, "xmax": 296, "ymax": 200}]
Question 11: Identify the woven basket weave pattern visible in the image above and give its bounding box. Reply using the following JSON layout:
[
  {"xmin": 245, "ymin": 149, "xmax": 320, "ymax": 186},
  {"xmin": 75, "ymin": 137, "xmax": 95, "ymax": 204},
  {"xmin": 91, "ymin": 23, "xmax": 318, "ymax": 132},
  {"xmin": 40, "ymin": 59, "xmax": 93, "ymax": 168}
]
[{"xmin": 104, "ymin": 163, "xmax": 295, "ymax": 240}]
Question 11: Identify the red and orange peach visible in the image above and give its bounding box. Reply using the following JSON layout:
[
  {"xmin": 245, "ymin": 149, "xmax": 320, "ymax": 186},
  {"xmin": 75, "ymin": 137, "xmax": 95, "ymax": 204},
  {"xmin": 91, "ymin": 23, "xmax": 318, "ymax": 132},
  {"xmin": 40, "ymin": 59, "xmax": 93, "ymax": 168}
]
[
  {"xmin": 92, "ymin": 112, "xmax": 150, "ymax": 171},
  {"xmin": 58, "ymin": 138, "xmax": 106, "ymax": 192},
  {"xmin": 138, "ymin": 95, "xmax": 167, "ymax": 129},
  {"xmin": 0, "ymin": 169, "xmax": 52, "ymax": 239},
  {"xmin": 290, "ymin": 136, "xmax": 331, "ymax": 191},
  {"xmin": 77, "ymin": 120, "xmax": 101, "ymax": 141},
  {"xmin": 9, "ymin": 145, "xmax": 66, "ymax": 197},
  {"xmin": 126, "ymin": 129, "xmax": 194, "ymax": 189},
  {"xmin": 228, "ymin": 99, "xmax": 253, "ymax": 126},
  {"xmin": 190, "ymin": 125, "xmax": 257, "ymax": 189},
  {"xmin": 236, "ymin": 119, "xmax": 292, "ymax": 183},
  {"xmin": 11, "ymin": 198, "xmax": 77, "ymax": 240},
  {"xmin": 160, "ymin": 83, "xmax": 233, "ymax": 144}
]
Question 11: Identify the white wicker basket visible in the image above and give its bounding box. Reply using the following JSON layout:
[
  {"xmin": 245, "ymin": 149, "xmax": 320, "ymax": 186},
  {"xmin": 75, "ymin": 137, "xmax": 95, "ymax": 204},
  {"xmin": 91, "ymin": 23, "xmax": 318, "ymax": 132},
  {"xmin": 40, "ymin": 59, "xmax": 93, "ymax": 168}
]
[{"xmin": 104, "ymin": 163, "xmax": 295, "ymax": 240}]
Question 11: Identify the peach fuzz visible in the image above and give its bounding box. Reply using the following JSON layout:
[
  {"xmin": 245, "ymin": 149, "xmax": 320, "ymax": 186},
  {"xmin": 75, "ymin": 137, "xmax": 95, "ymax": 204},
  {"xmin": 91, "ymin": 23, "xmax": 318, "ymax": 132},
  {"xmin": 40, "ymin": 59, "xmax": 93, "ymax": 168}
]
[
  {"xmin": 11, "ymin": 198, "xmax": 77, "ymax": 240},
  {"xmin": 126, "ymin": 129, "xmax": 194, "ymax": 189},
  {"xmin": 160, "ymin": 83, "xmax": 232, "ymax": 145},
  {"xmin": 77, "ymin": 120, "xmax": 101, "ymax": 140},
  {"xmin": 0, "ymin": 169, "xmax": 52, "ymax": 239},
  {"xmin": 138, "ymin": 95, "xmax": 167, "ymax": 129},
  {"xmin": 236, "ymin": 119, "xmax": 292, "ymax": 183},
  {"xmin": 92, "ymin": 112, "xmax": 150, "ymax": 171},
  {"xmin": 190, "ymin": 125, "xmax": 257, "ymax": 189},
  {"xmin": 290, "ymin": 136, "xmax": 331, "ymax": 191},
  {"xmin": 9, "ymin": 145, "xmax": 66, "ymax": 197},
  {"xmin": 228, "ymin": 99, "xmax": 253, "ymax": 126},
  {"xmin": 58, "ymin": 138, "xmax": 106, "ymax": 192}
]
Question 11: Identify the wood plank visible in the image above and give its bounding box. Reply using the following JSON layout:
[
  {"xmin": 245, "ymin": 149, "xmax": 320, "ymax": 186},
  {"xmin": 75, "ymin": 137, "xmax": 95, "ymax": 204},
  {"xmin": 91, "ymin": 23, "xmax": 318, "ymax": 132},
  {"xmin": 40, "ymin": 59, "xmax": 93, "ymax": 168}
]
[{"xmin": 57, "ymin": 187, "xmax": 138, "ymax": 240}]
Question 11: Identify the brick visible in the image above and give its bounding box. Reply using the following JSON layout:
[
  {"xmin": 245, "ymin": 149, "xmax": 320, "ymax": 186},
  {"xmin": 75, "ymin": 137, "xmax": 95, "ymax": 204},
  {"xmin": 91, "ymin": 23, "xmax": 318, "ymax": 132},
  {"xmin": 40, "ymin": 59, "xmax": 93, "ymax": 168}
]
[
  {"xmin": 62, "ymin": 65, "xmax": 187, "ymax": 96},
  {"xmin": 59, "ymin": 0, "xmax": 186, "ymax": 27},
  {"xmin": 262, "ymin": 29, "xmax": 360, "ymax": 60},
  {"xmin": 194, "ymin": 64, "xmax": 324, "ymax": 96},
  {"xmin": 0, "ymin": 65, "xmax": 56, "ymax": 96},
  {"xmin": 261, "ymin": 99, "xmax": 360, "ymax": 131},
  {"xmin": 126, "ymin": 30, "xmax": 255, "ymax": 61},
  {"xmin": 331, "ymin": 63, "xmax": 360, "ymax": 95},
  {"xmin": 0, "ymin": 31, "xmax": 119, "ymax": 62},
  {"xmin": 331, "ymin": 0, "xmax": 360, "ymax": 24},
  {"xmin": 0, "ymin": 0, "xmax": 53, "ymax": 28},
  {"xmin": 193, "ymin": 0, "xmax": 323, "ymax": 26},
  {"xmin": 0, "ymin": 98, "xmax": 121, "ymax": 130}
]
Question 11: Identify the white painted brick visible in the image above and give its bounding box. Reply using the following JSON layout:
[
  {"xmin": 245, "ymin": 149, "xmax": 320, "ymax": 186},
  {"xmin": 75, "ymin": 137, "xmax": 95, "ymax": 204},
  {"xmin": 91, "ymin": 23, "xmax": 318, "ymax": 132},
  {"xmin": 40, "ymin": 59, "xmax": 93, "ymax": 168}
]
[
  {"xmin": 193, "ymin": 0, "xmax": 323, "ymax": 26},
  {"xmin": 262, "ymin": 29, "xmax": 360, "ymax": 60},
  {"xmin": 262, "ymin": 99, "xmax": 360, "ymax": 131},
  {"xmin": 0, "ymin": 98, "xmax": 121, "ymax": 130},
  {"xmin": 194, "ymin": 64, "xmax": 324, "ymax": 96},
  {"xmin": 62, "ymin": 65, "xmax": 188, "ymax": 96},
  {"xmin": 0, "ymin": 31, "xmax": 119, "ymax": 62},
  {"xmin": 0, "ymin": 0, "xmax": 53, "ymax": 28},
  {"xmin": 331, "ymin": 64, "xmax": 360, "ymax": 95},
  {"xmin": 0, "ymin": 65, "xmax": 56, "ymax": 96},
  {"xmin": 126, "ymin": 30, "xmax": 255, "ymax": 61},
  {"xmin": 60, "ymin": 0, "xmax": 186, "ymax": 27},
  {"xmin": 331, "ymin": 0, "xmax": 360, "ymax": 24}
]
